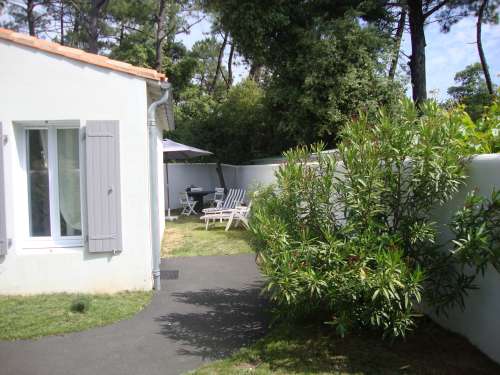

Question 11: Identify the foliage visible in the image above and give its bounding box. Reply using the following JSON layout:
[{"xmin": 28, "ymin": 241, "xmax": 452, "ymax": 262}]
[
  {"xmin": 451, "ymin": 190, "xmax": 500, "ymax": 275},
  {"xmin": 170, "ymin": 79, "xmax": 268, "ymax": 164},
  {"xmin": 454, "ymin": 93, "xmax": 500, "ymax": 153},
  {"xmin": 162, "ymin": 41, "xmax": 204, "ymax": 95},
  {"xmin": 0, "ymin": 292, "xmax": 152, "ymax": 340},
  {"xmin": 70, "ymin": 295, "xmax": 91, "ymax": 313},
  {"xmin": 263, "ymin": 19, "xmax": 402, "ymax": 149},
  {"xmin": 206, "ymin": 0, "xmax": 403, "ymax": 150},
  {"xmin": 447, "ymin": 63, "xmax": 496, "ymax": 121},
  {"xmin": 191, "ymin": 320, "xmax": 500, "ymax": 375},
  {"xmin": 187, "ymin": 37, "xmax": 230, "ymax": 96},
  {"xmin": 438, "ymin": 0, "xmax": 500, "ymax": 32},
  {"xmin": 423, "ymin": 189, "xmax": 500, "ymax": 311},
  {"xmin": 251, "ymin": 99, "xmax": 500, "ymax": 338}
]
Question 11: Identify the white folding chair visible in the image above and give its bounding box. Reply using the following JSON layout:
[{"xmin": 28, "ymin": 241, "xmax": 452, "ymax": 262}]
[
  {"xmin": 212, "ymin": 187, "xmax": 225, "ymax": 207},
  {"xmin": 180, "ymin": 192, "xmax": 197, "ymax": 216},
  {"xmin": 203, "ymin": 189, "xmax": 246, "ymax": 214},
  {"xmin": 225, "ymin": 202, "xmax": 252, "ymax": 231}
]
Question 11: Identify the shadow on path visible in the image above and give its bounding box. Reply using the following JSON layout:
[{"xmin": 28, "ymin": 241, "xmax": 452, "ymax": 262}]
[{"xmin": 156, "ymin": 284, "xmax": 269, "ymax": 360}]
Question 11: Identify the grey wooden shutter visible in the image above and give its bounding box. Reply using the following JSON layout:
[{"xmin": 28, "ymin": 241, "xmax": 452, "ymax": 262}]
[
  {"xmin": 0, "ymin": 122, "xmax": 7, "ymax": 255},
  {"xmin": 85, "ymin": 120, "xmax": 122, "ymax": 253}
]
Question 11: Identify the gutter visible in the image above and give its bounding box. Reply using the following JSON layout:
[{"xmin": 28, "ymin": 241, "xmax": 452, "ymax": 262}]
[{"xmin": 147, "ymin": 81, "xmax": 171, "ymax": 291}]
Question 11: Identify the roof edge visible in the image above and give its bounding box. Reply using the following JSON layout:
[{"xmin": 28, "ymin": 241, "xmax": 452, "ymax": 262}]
[{"xmin": 0, "ymin": 28, "xmax": 166, "ymax": 82}]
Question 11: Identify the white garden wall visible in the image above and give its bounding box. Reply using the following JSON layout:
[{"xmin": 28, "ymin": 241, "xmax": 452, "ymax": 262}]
[
  {"xmin": 430, "ymin": 154, "xmax": 500, "ymax": 364},
  {"xmin": 164, "ymin": 162, "xmax": 279, "ymax": 209},
  {"xmin": 0, "ymin": 40, "xmax": 159, "ymax": 294},
  {"xmin": 234, "ymin": 164, "xmax": 280, "ymax": 190},
  {"xmin": 164, "ymin": 163, "xmax": 237, "ymax": 209}
]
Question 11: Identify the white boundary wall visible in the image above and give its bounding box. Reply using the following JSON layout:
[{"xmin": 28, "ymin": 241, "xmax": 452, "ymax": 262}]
[
  {"xmin": 164, "ymin": 163, "xmax": 279, "ymax": 209},
  {"xmin": 235, "ymin": 164, "xmax": 280, "ymax": 190},
  {"xmin": 165, "ymin": 156, "xmax": 500, "ymax": 364},
  {"xmin": 430, "ymin": 154, "xmax": 500, "ymax": 364}
]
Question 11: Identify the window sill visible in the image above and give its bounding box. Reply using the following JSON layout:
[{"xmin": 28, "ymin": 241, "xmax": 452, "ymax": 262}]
[{"xmin": 22, "ymin": 238, "xmax": 84, "ymax": 250}]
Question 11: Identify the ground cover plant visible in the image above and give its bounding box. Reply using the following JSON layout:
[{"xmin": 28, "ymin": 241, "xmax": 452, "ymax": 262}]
[
  {"xmin": 162, "ymin": 215, "xmax": 253, "ymax": 257},
  {"xmin": 251, "ymin": 99, "xmax": 500, "ymax": 338},
  {"xmin": 0, "ymin": 291, "xmax": 152, "ymax": 340}
]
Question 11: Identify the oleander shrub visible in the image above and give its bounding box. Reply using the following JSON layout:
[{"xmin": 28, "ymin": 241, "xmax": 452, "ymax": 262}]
[{"xmin": 251, "ymin": 99, "xmax": 500, "ymax": 338}]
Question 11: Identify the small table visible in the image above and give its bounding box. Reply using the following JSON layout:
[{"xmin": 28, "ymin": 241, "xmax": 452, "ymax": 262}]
[{"xmin": 186, "ymin": 190, "xmax": 215, "ymax": 213}]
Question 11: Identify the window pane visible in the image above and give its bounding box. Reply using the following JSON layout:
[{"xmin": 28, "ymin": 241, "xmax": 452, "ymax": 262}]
[
  {"xmin": 57, "ymin": 129, "xmax": 82, "ymax": 236},
  {"xmin": 27, "ymin": 129, "xmax": 50, "ymax": 237}
]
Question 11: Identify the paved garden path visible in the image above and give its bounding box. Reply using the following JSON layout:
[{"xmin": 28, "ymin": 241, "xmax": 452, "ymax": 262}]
[{"xmin": 0, "ymin": 254, "xmax": 269, "ymax": 375}]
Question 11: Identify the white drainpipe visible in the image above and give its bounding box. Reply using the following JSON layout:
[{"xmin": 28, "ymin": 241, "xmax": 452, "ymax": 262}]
[{"xmin": 147, "ymin": 81, "xmax": 171, "ymax": 291}]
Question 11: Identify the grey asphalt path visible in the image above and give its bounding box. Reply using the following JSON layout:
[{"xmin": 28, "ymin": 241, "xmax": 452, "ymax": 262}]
[{"xmin": 0, "ymin": 254, "xmax": 269, "ymax": 375}]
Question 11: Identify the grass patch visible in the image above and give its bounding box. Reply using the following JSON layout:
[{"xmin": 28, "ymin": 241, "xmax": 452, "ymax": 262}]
[
  {"xmin": 0, "ymin": 291, "xmax": 152, "ymax": 340},
  {"xmin": 190, "ymin": 319, "xmax": 500, "ymax": 375},
  {"xmin": 162, "ymin": 215, "xmax": 254, "ymax": 257}
]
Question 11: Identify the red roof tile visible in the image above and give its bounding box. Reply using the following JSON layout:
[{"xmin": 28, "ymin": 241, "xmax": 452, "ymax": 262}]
[{"xmin": 0, "ymin": 28, "xmax": 166, "ymax": 81}]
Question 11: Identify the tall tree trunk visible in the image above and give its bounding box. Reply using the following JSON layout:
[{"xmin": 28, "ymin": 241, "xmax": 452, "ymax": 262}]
[
  {"xmin": 59, "ymin": 0, "xmax": 64, "ymax": 45},
  {"xmin": 477, "ymin": 0, "xmax": 494, "ymax": 95},
  {"xmin": 27, "ymin": 0, "xmax": 35, "ymax": 36},
  {"xmin": 249, "ymin": 62, "xmax": 263, "ymax": 82},
  {"xmin": 119, "ymin": 23, "xmax": 124, "ymax": 46},
  {"xmin": 408, "ymin": 0, "xmax": 427, "ymax": 104},
  {"xmin": 388, "ymin": 9, "xmax": 406, "ymax": 80},
  {"xmin": 72, "ymin": 10, "xmax": 80, "ymax": 48},
  {"xmin": 211, "ymin": 31, "xmax": 228, "ymax": 93},
  {"xmin": 88, "ymin": 0, "xmax": 108, "ymax": 54},
  {"xmin": 154, "ymin": 0, "xmax": 167, "ymax": 72},
  {"xmin": 215, "ymin": 160, "xmax": 227, "ymax": 191},
  {"xmin": 227, "ymin": 40, "xmax": 235, "ymax": 89}
]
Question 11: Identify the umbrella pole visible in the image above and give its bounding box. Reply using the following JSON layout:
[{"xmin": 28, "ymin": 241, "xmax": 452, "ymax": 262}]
[{"xmin": 165, "ymin": 162, "xmax": 178, "ymax": 221}]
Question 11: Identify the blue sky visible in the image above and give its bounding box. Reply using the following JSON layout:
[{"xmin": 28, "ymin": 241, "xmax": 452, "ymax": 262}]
[
  {"xmin": 179, "ymin": 15, "xmax": 499, "ymax": 100},
  {"xmin": 402, "ymin": 17, "xmax": 499, "ymax": 99}
]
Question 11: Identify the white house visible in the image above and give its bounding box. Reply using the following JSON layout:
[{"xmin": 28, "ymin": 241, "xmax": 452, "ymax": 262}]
[{"xmin": 0, "ymin": 28, "xmax": 170, "ymax": 294}]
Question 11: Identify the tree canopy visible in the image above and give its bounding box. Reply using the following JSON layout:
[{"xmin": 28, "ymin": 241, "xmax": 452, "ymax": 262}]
[
  {"xmin": 447, "ymin": 63, "xmax": 496, "ymax": 120},
  {"xmin": 1, "ymin": 0, "xmax": 497, "ymax": 165}
]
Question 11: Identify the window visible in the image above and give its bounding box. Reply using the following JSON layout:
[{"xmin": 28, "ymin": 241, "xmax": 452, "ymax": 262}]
[{"xmin": 25, "ymin": 125, "xmax": 82, "ymax": 245}]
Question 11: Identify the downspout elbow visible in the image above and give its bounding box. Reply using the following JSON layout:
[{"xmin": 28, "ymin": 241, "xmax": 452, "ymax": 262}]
[{"xmin": 148, "ymin": 81, "xmax": 171, "ymax": 125}]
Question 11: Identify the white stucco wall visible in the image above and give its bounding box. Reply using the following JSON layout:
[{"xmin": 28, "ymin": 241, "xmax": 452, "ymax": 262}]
[
  {"xmin": 164, "ymin": 162, "xmax": 279, "ymax": 209},
  {"xmin": 234, "ymin": 164, "xmax": 280, "ymax": 190},
  {"xmin": 0, "ymin": 40, "xmax": 159, "ymax": 294},
  {"xmin": 164, "ymin": 163, "xmax": 237, "ymax": 209},
  {"xmin": 430, "ymin": 154, "xmax": 500, "ymax": 364}
]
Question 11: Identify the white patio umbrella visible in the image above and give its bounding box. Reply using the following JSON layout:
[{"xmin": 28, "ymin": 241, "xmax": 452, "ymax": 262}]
[{"xmin": 163, "ymin": 138, "xmax": 212, "ymax": 220}]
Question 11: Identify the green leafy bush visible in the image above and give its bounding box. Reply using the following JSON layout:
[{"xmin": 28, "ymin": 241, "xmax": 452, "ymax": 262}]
[
  {"xmin": 455, "ymin": 93, "xmax": 500, "ymax": 154},
  {"xmin": 70, "ymin": 295, "xmax": 91, "ymax": 313},
  {"xmin": 251, "ymin": 99, "xmax": 500, "ymax": 338},
  {"xmin": 451, "ymin": 190, "xmax": 500, "ymax": 273}
]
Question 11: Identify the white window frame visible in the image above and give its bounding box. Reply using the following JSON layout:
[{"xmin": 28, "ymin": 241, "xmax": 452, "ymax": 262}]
[{"xmin": 18, "ymin": 121, "xmax": 83, "ymax": 249}]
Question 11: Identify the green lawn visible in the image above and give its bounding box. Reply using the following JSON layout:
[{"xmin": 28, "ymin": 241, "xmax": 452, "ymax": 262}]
[
  {"xmin": 162, "ymin": 214, "xmax": 254, "ymax": 257},
  {"xmin": 0, "ymin": 291, "xmax": 152, "ymax": 340},
  {"xmin": 190, "ymin": 320, "xmax": 500, "ymax": 375}
]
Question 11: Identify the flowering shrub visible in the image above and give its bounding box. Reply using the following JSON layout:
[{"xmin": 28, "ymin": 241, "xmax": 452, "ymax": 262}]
[{"xmin": 251, "ymin": 99, "xmax": 500, "ymax": 338}]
